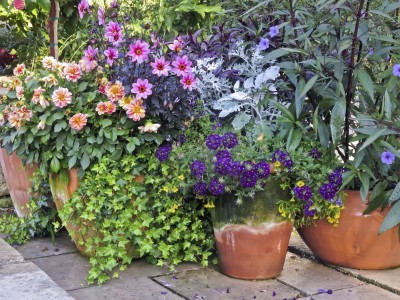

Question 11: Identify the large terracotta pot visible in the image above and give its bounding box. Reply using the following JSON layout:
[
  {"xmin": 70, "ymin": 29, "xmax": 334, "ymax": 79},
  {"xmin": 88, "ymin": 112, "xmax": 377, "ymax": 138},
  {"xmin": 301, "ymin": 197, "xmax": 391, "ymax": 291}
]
[
  {"xmin": 49, "ymin": 169, "xmax": 142, "ymax": 258},
  {"xmin": 298, "ymin": 190, "xmax": 400, "ymax": 269},
  {"xmin": 0, "ymin": 148, "xmax": 36, "ymax": 217},
  {"xmin": 212, "ymin": 180, "xmax": 293, "ymax": 279}
]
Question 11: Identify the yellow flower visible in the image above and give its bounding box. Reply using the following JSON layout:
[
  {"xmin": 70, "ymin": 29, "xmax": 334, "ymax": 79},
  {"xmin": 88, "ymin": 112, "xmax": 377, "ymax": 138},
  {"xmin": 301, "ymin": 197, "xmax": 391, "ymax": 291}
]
[
  {"xmin": 274, "ymin": 161, "xmax": 281, "ymax": 168},
  {"xmin": 168, "ymin": 204, "xmax": 179, "ymax": 213},
  {"xmin": 178, "ymin": 174, "xmax": 185, "ymax": 180},
  {"xmin": 172, "ymin": 187, "xmax": 179, "ymax": 193},
  {"xmin": 290, "ymin": 198, "xmax": 295, "ymax": 202},
  {"xmin": 296, "ymin": 181, "xmax": 305, "ymax": 187},
  {"xmin": 204, "ymin": 202, "xmax": 215, "ymax": 209},
  {"xmin": 162, "ymin": 186, "xmax": 169, "ymax": 193}
]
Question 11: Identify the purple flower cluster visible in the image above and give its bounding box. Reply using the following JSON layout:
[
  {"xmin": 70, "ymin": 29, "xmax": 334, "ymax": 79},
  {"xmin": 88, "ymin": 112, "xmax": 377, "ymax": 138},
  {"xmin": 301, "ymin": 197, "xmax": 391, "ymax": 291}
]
[
  {"xmin": 271, "ymin": 149, "xmax": 293, "ymax": 168},
  {"xmin": 155, "ymin": 143, "xmax": 172, "ymax": 162},
  {"xmin": 308, "ymin": 147, "xmax": 322, "ymax": 159},
  {"xmin": 319, "ymin": 170, "xmax": 343, "ymax": 201},
  {"xmin": 303, "ymin": 200, "xmax": 316, "ymax": 217},
  {"xmin": 294, "ymin": 186, "xmax": 313, "ymax": 201},
  {"xmin": 191, "ymin": 132, "xmax": 273, "ymax": 196}
]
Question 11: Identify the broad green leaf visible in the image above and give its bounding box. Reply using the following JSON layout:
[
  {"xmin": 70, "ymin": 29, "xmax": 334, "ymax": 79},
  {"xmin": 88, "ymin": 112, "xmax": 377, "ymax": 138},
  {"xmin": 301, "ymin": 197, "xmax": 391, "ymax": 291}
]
[
  {"xmin": 287, "ymin": 128, "xmax": 302, "ymax": 153},
  {"xmin": 270, "ymin": 100, "xmax": 295, "ymax": 122},
  {"xmin": 389, "ymin": 182, "xmax": 400, "ymax": 204},
  {"xmin": 126, "ymin": 142, "xmax": 136, "ymax": 153},
  {"xmin": 264, "ymin": 48, "xmax": 307, "ymax": 62},
  {"xmin": 100, "ymin": 119, "xmax": 113, "ymax": 127},
  {"xmin": 298, "ymin": 75, "xmax": 318, "ymax": 102},
  {"xmin": 369, "ymin": 9, "xmax": 394, "ymax": 21},
  {"xmin": 338, "ymin": 37, "xmax": 352, "ymax": 53},
  {"xmin": 356, "ymin": 69, "xmax": 374, "ymax": 101},
  {"xmin": 50, "ymin": 157, "xmax": 60, "ymax": 173},
  {"xmin": 383, "ymin": 90, "xmax": 392, "ymax": 120},
  {"xmin": 317, "ymin": 119, "xmax": 329, "ymax": 148},
  {"xmin": 358, "ymin": 128, "xmax": 396, "ymax": 151},
  {"xmin": 77, "ymin": 82, "xmax": 88, "ymax": 92},
  {"xmin": 330, "ymin": 100, "xmax": 346, "ymax": 146},
  {"xmin": 81, "ymin": 153, "xmax": 90, "ymax": 170},
  {"xmin": 379, "ymin": 200, "xmax": 400, "ymax": 234},
  {"xmin": 359, "ymin": 172, "xmax": 370, "ymax": 202},
  {"xmin": 68, "ymin": 155, "xmax": 78, "ymax": 169}
]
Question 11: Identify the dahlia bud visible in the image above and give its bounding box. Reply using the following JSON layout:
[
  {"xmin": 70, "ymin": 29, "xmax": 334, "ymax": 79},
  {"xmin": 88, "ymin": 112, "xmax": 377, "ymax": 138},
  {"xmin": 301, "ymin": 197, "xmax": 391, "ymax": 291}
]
[{"xmin": 13, "ymin": 0, "xmax": 25, "ymax": 10}]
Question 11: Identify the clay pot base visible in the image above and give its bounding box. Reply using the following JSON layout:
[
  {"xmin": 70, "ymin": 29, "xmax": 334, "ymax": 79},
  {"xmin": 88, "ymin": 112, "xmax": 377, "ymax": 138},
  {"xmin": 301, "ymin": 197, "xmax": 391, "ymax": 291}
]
[
  {"xmin": 214, "ymin": 221, "xmax": 293, "ymax": 279},
  {"xmin": 298, "ymin": 190, "xmax": 400, "ymax": 270}
]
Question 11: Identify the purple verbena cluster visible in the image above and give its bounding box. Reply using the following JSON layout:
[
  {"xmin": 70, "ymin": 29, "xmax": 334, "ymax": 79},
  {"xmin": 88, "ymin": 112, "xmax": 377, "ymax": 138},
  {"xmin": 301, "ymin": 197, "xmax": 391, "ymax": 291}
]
[
  {"xmin": 191, "ymin": 132, "xmax": 271, "ymax": 196},
  {"xmin": 271, "ymin": 149, "xmax": 293, "ymax": 168},
  {"xmin": 319, "ymin": 170, "xmax": 343, "ymax": 202},
  {"xmin": 155, "ymin": 143, "xmax": 172, "ymax": 162},
  {"xmin": 308, "ymin": 147, "xmax": 322, "ymax": 159}
]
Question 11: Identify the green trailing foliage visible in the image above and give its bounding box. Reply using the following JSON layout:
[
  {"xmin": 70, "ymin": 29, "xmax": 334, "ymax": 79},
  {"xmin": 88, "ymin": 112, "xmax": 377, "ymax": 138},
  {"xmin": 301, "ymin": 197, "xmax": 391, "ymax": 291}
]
[{"xmin": 0, "ymin": 170, "xmax": 59, "ymax": 244}]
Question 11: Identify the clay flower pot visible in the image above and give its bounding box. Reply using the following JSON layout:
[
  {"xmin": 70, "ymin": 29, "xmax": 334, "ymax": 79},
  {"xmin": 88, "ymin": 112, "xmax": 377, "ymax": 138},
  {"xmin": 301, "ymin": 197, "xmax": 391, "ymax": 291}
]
[
  {"xmin": 0, "ymin": 148, "xmax": 37, "ymax": 217},
  {"xmin": 212, "ymin": 180, "xmax": 293, "ymax": 279},
  {"xmin": 297, "ymin": 190, "xmax": 400, "ymax": 269}
]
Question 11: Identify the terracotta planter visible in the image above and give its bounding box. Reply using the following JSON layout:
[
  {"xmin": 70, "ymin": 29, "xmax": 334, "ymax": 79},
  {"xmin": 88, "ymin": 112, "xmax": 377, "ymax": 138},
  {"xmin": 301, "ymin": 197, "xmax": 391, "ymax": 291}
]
[
  {"xmin": 0, "ymin": 148, "xmax": 36, "ymax": 217},
  {"xmin": 49, "ymin": 169, "xmax": 140, "ymax": 258},
  {"xmin": 212, "ymin": 180, "xmax": 293, "ymax": 279},
  {"xmin": 298, "ymin": 190, "xmax": 400, "ymax": 269}
]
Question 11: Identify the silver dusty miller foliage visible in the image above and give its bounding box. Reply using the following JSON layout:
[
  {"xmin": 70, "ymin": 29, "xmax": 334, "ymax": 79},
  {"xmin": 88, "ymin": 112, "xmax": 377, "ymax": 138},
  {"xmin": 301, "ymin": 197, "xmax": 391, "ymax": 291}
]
[{"xmin": 194, "ymin": 42, "xmax": 288, "ymax": 132}]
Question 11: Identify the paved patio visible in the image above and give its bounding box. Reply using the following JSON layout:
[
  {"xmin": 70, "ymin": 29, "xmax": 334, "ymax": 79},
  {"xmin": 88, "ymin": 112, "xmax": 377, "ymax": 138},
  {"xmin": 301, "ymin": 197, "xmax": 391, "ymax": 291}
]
[{"xmin": 1, "ymin": 230, "xmax": 399, "ymax": 300}]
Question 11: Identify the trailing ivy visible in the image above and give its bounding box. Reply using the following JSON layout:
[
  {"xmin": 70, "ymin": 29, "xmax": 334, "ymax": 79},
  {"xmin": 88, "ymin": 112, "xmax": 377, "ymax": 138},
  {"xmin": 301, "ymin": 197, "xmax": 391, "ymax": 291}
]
[
  {"xmin": 60, "ymin": 142, "xmax": 215, "ymax": 284},
  {"xmin": 0, "ymin": 170, "xmax": 59, "ymax": 244}
]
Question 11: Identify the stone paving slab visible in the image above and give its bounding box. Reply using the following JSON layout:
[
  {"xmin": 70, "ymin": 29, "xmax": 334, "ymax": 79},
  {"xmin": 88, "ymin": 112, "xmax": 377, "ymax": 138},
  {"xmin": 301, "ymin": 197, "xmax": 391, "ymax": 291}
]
[
  {"xmin": 297, "ymin": 284, "xmax": 400, "ymax": 300},
  {"xmin": 32, "ymin": 252, "xmax": 91, "ymax": 290},
  {"xmin": 0, "ymin": 261, "xmax": 74, "ymax": 300},
  {"xmin": 279, "ymin": 253, "xmax": 365, "ymax": 296},
  {"xmin": 68, "ymin": 277, "xmax": 183, "ymax": 300},
  {"xmin": 14, "ymin": 232, "xmax": 78, "ymax": 260},
  {"xmin": 0, "ymin": 237, "xmax": 24, "ymax": 265},
  {"xmin": 154, "ymin": 268, "xmax": 301, "ymax": 300}
]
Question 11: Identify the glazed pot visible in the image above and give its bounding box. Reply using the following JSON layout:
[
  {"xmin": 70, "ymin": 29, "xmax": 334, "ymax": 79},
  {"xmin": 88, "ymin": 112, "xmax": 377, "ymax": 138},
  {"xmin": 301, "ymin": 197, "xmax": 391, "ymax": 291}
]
[
  {"xmin": 298, "ymin": 190, "xmax": 400, "ymax": 269},
  {"xmin": 212, "ymin": 180, "xmax": 293, "ymax": 280},
  {"xmin": 49, "ymin": 169, "xmax": 141, "ymax": 258},
  {"xmin": 0, "ymin": 148, "xmax": 37, "ymax": 217}
]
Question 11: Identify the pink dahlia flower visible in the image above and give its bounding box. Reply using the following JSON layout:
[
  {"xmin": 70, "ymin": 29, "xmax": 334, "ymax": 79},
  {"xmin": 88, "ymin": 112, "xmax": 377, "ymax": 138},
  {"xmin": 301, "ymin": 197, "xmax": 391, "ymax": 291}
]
[
  {"xmin": 150, "ymin": 56, "xmax": 171, "ymax": 77},
  {"xmin": 131, "ymin": 78, "xmax": 153, "ymax": 99},
  {"xmin": 52, "ymin": 87, "xmax": 72, "ymax": 108},
  {"xmin": 69, "ymin": 113, "xmax": 88, "ymax": 131},
  {"xmin": 172, "ymin": 55, "xmax": 192, "ymax": 76},
  {"xmin": 127, "ymin": 40, "xmax": 150, "ymax": 64}
]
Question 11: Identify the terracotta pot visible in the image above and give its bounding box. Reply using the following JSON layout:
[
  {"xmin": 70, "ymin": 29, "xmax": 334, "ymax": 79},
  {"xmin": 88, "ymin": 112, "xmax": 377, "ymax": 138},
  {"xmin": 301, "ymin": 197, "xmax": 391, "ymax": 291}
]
[
  {"xmin": 212, "ymin": 180, "xmax": 293, "ymax": 279},
  {"xmin": 0, "ymin": 148, "xmax": 37, "ymax": 217},
  {"xmin": 49, "ymin": 169, "xmax": 140, "ymax": 258},
  {"xmin": 298, "ymin": 190, "xmax": 400, "ymax": 269}
]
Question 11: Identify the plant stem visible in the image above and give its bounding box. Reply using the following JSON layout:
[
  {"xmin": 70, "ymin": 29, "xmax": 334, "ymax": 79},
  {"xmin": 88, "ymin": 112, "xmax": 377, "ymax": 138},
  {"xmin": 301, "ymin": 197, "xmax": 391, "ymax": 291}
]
[{"xmin": 344, "ymin": 0, "xmax": 365, "ymax": 162}]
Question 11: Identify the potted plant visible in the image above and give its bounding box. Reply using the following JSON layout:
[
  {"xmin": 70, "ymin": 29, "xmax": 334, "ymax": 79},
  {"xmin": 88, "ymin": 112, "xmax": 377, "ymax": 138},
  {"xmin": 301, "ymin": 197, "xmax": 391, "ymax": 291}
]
[
  {"xmin": 185, "ymin": 125, "xmax": 293, "ymax": 280},
  {"xmin": 242, "ymin": 0, "xmax": 400, "ymax": 269}
]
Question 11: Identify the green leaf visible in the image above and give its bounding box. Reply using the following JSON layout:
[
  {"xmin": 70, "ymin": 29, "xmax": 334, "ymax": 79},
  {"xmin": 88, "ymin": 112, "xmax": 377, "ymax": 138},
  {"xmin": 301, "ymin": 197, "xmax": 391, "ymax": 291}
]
[
  {"xmin": 317, "ymin": 119, "xmax": 329, "ymax": 148},
  {"xmin": 50, "ymin": 157, "xmax": 60, "ymax": 173},
  {"xmin": 54, "ymin": 121, "xmax": 67, "ymax": 133},
  {"xmin": 231, "ymin": 112, "xmax": 251, "ymax": 131},
  {"xmin": 389, "ymin": 182, "xmax": 400, "ymax": 204},
  {"xmin": 271, "ymin": 100, "xmax": 295, "ymax": 122},
  {"xmin": 77, "ymin": 82, "xmax": 88, "ymax": 92},
  {"xmin": 356, "ymin": 69, "xmax": 374, "ymax": 101},
  {"xmin": 330, "ymin": 99, "xmax": 346, "ymax": 146},
  {"xmin": 296, "ymin": 75, "xmax": 318, "ymax": 117},
  {"xmin": 383, "ymin": 90, "xmax": 392, "ymax": 120},
  {"xmin": 68, "ymin": 155, "xmax": 77, "ymax": 169},
  {"xmin": 126, "ymin": 142, "xmax": 136, "ymax": 153},
  {"xmin": 359, "ymin": 172, "xmax": 370, "ymax": 202},
  {"xmin": 81, "ymin": 153, "xmax": 90, "ymax": 170},
  {"xmin": 379, "ymin": 200, "xmax": 400, "ymax": 234},
  {"xmin": 100, "ymin": 119, "xmax": 113, "ymax": 128},
  {"xmin": 358, "ymin": 128, "xmax": 396, "ymax": 151},
  {"xmin": 287, "ymin": 128, "xmax": 302, "ymax": 153}
]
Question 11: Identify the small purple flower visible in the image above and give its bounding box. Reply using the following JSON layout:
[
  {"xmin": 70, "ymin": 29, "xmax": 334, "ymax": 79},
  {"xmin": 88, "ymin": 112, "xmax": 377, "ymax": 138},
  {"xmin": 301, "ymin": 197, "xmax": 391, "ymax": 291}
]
[
  {"xmin": 179, "ymin": 134, "xmax": 186, "ymax": 144},
  {"xmin": 269, "ymin": 26, "xmax": 279, "ymax": 38},
  {"xmin": 209, "ymin": 178, "xmax": 225, "ymax": 196},
  {"xmin": 240, "ymin": 170, "xmax": 258, "ymax": 188},
  {"xmin": 155, "ymin": 144, "xmax": 172, "ymax": 162},
  {"xmin": 293, "ymin": 186, "xmax": 313, "ymax": 201},
  {"xmin": 283, "ymin": 159, "xmax": 293, "ymax": 168},
  {"xmin": 368, "ymin": 47, "xmax": 374, "ymax": 55},
  {"xmin": 255, "ymin": 161, "xmax": 270, "ymax": 178},
  {"xmin": 222, "ymin": 132, "xmax": 238, "ymax": 149},
  {"xmin": 190, "ymin": 160, "xmax": 206, "ymax": 179},
  {"xmin": 258, "ymin": 38, "xmax": 270, "ymax": 50},
  {"xmin": 336, "ymin": 197, "xmax": 343, "ymax": 206},
  {"xmin": 214, "ymin": 157, "xmax": 231, "ymax": 175},
  {"xmin": 328, "ymin": 171, "xmax": 343, "ymax": 187},
  {"xmin": 193, "ymin": 181, "xmax": 208, "ymax": 196},
  {"xmin": 205, "ymin": 134, "xmax": 222, "ymax": 150},
  {"xmin": 242, "ymin": 160, "xmax": 255, "ymax": 171},
  {"xmin": 319, "ymin": 183, "xmax": 337, "ymax": 200},
  {"xmin": 393, "ymin": 64, "xmax": 400, "ymax": 77},
  {"xmin": 215, "ymin": 150, "xmax": 232, "ymax": 160},
  {"xmin": 381, "ymin": 151, "xmax": 395, "ymax": 165},
  {"xmin": 308, "ymin": 147, "xmax": 322, "ymax": 159},
  {"xmin": 227, "ymin": 161, "xmax": 245, "ymax": 177}
]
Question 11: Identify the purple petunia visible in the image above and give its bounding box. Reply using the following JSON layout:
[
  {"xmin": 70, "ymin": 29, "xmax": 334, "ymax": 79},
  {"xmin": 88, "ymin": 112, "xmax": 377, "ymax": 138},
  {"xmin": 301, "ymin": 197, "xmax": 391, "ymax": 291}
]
[
  {"xmin": 190, "ymin": 160, "xmax": 206, "ymax": 179},
  {"xmin": 258, "ymin": 38, "xmax": 270, "ymax": 50},
  {"xmin": 240, "ymin": 170, "xmax": 258, "ymax": 188},
  {"xmin": 319, "ymin": 183, "xmax": 338, "ymax": 200},
  {"xmin": 381, "ymin": 151, "xmax": 395, "ymax": 165},
  {"xmin": 269, "ymin": 26, "xmax": 279, "ymax": 38},
  {"xmin": 209, "ymin": 178, "xmax": 225, "ymax": 196},
  {"xmin": 393, "ymin": 64, "xmax": 400, "ymax": 77},
  {"xmin": 293, "ymin": 186, "xmax": 313, "ymax": 201},
  {"xmin": 222, "ymin": 132, "xmax": 238, "ymax": 149},
  {"xmin": 205, "ymin": 134, "xmax": 222, "ymax": 150}
]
